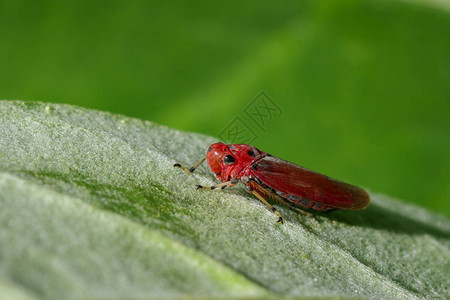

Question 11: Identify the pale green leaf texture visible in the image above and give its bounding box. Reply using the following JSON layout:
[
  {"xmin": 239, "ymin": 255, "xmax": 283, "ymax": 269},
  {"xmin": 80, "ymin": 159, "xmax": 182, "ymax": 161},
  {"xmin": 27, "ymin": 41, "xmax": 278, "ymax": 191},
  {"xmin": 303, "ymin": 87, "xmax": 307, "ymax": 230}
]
[{"xmin": 0, "ymin": 101, "xmax": 449, "ymax": 300}]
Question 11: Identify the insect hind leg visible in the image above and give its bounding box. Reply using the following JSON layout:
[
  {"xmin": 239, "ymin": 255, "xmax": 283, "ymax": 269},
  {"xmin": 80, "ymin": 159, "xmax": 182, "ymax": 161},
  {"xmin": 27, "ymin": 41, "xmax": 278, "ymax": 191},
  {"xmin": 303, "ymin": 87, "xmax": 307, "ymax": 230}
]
[
  {"xmin": 321, "ymin": 208, "xmax": 340, "ymax": 213},
  {"xmin": 245, "ymin": 185, "xmax": 284, "ymax": 224}
]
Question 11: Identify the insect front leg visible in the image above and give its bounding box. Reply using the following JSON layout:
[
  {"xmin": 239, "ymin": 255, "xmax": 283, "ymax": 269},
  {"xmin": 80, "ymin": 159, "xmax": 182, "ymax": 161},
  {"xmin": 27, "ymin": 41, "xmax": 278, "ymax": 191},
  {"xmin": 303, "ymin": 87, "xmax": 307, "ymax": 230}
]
[
  {"xmin": 174, "ymin": 156, "xmax": 206, "ymax": 174},
  {"xmin": 196, "ymin": 178, "xmax": 238, "ymax": 191},
  {"xmin": 245, "ymin": 185, "xmax": 284, "ymax": 224}
]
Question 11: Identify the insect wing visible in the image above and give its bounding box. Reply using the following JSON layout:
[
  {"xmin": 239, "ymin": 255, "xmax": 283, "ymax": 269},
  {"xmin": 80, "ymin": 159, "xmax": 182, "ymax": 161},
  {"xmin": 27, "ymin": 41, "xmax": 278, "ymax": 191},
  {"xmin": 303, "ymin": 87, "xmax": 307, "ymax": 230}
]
[{"xmin": 250, "ymin": 156, "xmax": 369, "ymax": 209}]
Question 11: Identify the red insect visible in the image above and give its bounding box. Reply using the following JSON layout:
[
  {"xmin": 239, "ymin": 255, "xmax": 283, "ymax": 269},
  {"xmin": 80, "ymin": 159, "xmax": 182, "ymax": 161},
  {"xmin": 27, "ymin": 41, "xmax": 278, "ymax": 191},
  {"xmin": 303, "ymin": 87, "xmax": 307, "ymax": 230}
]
[{"xmin": 174, "ymin": 143, "xmax": 369, "ymax": 223}]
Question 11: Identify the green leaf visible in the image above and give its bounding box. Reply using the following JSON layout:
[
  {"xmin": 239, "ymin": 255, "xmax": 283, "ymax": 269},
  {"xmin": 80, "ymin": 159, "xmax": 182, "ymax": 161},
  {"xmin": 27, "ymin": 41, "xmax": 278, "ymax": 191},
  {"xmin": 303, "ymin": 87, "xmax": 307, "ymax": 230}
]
[{"xmin": 0, "ymin": 100, "xmax": 449, "ymax": 300}]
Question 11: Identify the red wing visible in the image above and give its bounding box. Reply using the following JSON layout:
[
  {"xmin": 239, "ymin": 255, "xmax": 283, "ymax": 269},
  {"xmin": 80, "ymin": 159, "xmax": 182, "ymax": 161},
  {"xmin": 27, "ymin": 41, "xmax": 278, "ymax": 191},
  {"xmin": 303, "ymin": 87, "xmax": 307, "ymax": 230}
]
[{"xmin": 250, "ymin": 156, "xmax": 369, "ymax": 210}]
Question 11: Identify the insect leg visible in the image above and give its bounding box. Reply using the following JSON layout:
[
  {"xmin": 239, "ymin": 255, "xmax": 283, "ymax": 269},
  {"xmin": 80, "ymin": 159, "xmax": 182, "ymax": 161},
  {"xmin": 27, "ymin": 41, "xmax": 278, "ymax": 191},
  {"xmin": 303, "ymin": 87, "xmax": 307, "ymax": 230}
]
[
  {"xmin": 288, "ymin": 204, "xmax": 315, "ymax": 218},
  {"xmin": 245, "ymin": 185, "xmax": 284, "ymax": 224},
  {"xmin": 174, "ymin": 156, "xmax": 206, "ymax": 174},
  {"xmin": 196, "ymin": 178, "xmax": 238, "ymax": 190},
  {"xmin": 272, "ymin": 196, "xmax": 314, "ymax": 218}
]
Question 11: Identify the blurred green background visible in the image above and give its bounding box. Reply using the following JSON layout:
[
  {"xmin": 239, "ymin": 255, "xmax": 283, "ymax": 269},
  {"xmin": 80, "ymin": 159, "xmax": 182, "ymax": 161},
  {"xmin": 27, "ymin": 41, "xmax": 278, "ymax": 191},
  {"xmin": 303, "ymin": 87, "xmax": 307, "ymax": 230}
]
[{"xmin": 1, "ymin": 0, "xmax": 449, "ymax": 217}]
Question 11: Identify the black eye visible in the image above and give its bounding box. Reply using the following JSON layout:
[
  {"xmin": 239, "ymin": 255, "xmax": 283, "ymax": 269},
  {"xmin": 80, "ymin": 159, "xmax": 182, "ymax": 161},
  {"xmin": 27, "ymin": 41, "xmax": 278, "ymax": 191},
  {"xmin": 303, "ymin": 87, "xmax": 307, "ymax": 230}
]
[
  {"xmin": 208, "ymin": 147, "xmax": 212, "ymax": 152},
  {"xmin": 224, "ymin": 155, "xmax": 235, "ymax": 165},
  {"xmin": 248, "ymin": 150, "xmax": 255, "ymax": 157}
]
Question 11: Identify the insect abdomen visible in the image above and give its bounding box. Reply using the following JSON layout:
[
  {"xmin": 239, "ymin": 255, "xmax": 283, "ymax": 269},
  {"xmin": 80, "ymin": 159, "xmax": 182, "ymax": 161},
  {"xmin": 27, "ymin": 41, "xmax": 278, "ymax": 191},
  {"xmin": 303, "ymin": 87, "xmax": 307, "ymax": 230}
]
[
  {"xmin": 277, "ymin": 190, "xmax": 338, "ymax": 212},
  {"xmin": 253, "ymin": 179, "xmax": 338, "ymax": 212}
]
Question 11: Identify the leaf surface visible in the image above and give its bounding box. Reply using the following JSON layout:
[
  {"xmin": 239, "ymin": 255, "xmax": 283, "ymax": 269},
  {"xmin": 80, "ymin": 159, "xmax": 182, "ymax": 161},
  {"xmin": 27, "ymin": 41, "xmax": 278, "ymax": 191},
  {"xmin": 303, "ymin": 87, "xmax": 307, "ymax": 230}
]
[{"xmin": 0, "ymin": 101, "xmax": 449, "ymax": 299}]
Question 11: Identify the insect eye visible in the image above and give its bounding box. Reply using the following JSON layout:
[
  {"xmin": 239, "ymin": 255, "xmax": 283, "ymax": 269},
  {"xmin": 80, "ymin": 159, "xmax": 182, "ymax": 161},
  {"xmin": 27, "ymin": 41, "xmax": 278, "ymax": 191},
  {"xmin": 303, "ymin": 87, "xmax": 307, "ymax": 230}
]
[
  {"xmin": 224, "ymin": 155, "xmax": 235, "ymax": 165},
  {"xmin": 208, "ymin": 147, "xmax": 212, "ymax": 152}
]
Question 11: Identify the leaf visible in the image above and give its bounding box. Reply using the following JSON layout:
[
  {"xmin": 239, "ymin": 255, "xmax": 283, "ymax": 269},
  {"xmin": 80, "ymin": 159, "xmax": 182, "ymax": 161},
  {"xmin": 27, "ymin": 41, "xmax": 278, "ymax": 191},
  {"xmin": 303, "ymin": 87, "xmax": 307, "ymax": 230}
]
[{"xmin": 0, "ymin": 100, "xmax": 449, "ymax": 300}]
